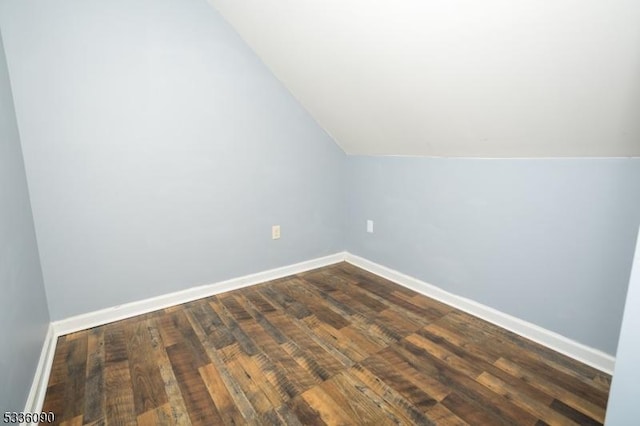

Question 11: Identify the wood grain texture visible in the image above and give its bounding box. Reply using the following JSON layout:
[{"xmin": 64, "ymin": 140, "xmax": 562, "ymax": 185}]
[{"xmin": 42, "ymin": 263, "xmax": 610, "ymax": 425}]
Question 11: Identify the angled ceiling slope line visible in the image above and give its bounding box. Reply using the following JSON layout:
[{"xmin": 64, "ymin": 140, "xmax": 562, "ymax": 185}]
[{"xmin": 208, "ymin": 0, "xmax": 640, "ymax": 158}]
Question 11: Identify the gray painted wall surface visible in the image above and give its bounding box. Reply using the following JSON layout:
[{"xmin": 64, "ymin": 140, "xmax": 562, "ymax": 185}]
[
  {"xmin": 0, "ymin": 32, "xmax": 50, "ymax": 411},
  {"xmin": 346, "ymin": 156, "xmax": 640, "ymax": 354},
  {"xmin": 0, "ymin": 0, "xmax": 636, "ymax": 369},
  {"xmin": 605, "ymin": 227, "xmax": 640, "ymax": 424},
  {"xmin": 0, "ymin": 0, "xmax": 345, "ymax": 320}
]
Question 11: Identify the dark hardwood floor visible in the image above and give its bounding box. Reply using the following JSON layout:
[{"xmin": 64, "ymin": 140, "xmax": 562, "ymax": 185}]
[{"xmin": 42, "ymin": 262, "xmax": 611, "ymax": 425}]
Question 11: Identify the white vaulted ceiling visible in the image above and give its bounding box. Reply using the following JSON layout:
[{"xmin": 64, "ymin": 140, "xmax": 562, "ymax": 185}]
[{"xmin": 208, "ymin": 0, "xmax": 640, "ymax": 157}]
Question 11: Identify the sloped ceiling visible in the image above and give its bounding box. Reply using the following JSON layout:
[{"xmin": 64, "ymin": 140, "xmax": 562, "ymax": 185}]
[{"xmin": 208, "ymin": 0, "xmax": 640, "ymax": 157}]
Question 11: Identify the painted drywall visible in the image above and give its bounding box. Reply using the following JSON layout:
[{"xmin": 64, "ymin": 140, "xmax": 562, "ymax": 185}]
[
  {"xmin": 0, "ymin": 31, "xmax": 50, "ymax": 411},
  {"xmin": 208, "ymin": 0, "xmax": 640, "ymax": 157},
  {"xmin": 346, "ymin": 156, "xmax": 640, "ymax": 354},
  {"xmin": 0, "ymin": 0, "xmax": 635, "ymax": 362},
  {"xmin": 0, "ymin": 0, "xmax": 345, "ymax": 320},
  {"xmin": 605, "ymin": 227, "xmax": 640, "ymax": 423}
]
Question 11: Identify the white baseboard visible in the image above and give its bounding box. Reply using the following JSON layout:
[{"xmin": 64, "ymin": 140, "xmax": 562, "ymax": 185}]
[
  {"xmin": 344, "ymin": 253, "xmax": 616, "ymax": 374},
  {"xmin": 23, "ymin": 324, "xmax": 57, "ymax": 421},
  {"xmin": 29, "ymin": 249, "xmax": 613, "ymax": 415},
  {"xmin": 53, "ymin": 252, "xmax": 347, "ymax": 336}
]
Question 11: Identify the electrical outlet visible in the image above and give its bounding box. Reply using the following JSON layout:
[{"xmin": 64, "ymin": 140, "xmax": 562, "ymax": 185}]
[
  {"xmin": 272, "ymin": 225, "xmax": 281, "ymax": 240},
  {"xmin": 367, "ymin": 220, "xmax": 374, "ymax": 233}
]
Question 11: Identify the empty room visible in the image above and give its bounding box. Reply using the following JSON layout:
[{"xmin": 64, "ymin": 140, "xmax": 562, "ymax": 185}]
[{"xmin": 1, "ymin": 0, "xmax": 640, "ymax": 425}]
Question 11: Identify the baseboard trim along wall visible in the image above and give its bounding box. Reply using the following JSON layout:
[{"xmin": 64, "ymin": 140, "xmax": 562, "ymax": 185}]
[
  {"xmin": 23, "ymin": 324, "xmax": 57, "ymax": 419},
  {"xmin": 52, "ymin": 252, "xmax": 347, "ymax": 336},
  {"xmin": 27, "ymin": 251, "xmax": 615, "ymax": 413},
  {"xmin": 344, "ymin": 253, "xmax": 616, "ymax": 375},
  {"xmin": 24, "ymin": 252, "xmax": 346, "ymax": 414}
]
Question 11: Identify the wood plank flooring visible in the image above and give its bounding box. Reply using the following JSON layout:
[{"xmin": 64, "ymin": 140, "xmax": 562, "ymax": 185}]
[{"xmin": 42, "ymin": 262, "xmax": 611, "ymax": 425}]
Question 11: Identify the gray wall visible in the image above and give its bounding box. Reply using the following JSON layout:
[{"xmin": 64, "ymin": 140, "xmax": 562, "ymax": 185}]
[
  {"xmin": 0, "ymin": 0, "xmax": 345, "ymax": 320},
  {"xmin": 346, "ymin": 156, "xmax": 640, "ymax": 354},
  {"xmin": 1, "ymin": 0, "xmax": 636, "ymax": 364},
  {"xmin": 0, "ymin": 31, "xmax": 50, "ymax": 411},
  {"xmin": 605, "ymin": 227, "xmax": 640, "ymax": 424}
]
